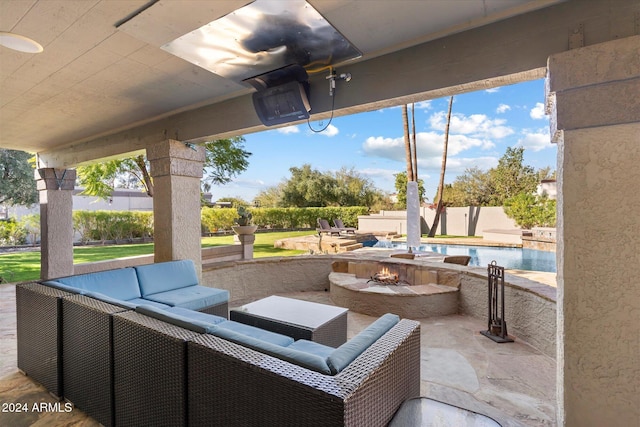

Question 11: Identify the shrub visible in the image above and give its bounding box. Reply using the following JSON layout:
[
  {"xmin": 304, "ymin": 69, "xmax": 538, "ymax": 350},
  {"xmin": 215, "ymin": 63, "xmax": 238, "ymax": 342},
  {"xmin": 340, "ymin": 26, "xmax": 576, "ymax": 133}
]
[
  {"xmin": 72, "ymin": 210, "xmax": 153, "ymax": 243},
  {"xmin": 19, "ymin": 214, "xmax": 40, "ymax": 245},
  {"xmin": 250, "ymin": 207, "xmax": 368, "ymax": 229},
  {"xmin": 0, "ymin": 218, "xmax": 27, "ymax": 245},
  {"xmin": 201, "ymin": 207, "xmax": 237, "ymax": 232},
  {"xmin": 504, "ymin": 193, "xmax": 556, "ymax": 229}
]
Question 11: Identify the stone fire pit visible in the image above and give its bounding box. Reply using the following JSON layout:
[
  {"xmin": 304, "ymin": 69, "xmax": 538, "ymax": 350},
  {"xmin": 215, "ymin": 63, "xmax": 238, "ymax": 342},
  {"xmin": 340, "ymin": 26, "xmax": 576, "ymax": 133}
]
[{"xmin": 329, "ymin": 260, "xmax": 461, "ymax": 318}]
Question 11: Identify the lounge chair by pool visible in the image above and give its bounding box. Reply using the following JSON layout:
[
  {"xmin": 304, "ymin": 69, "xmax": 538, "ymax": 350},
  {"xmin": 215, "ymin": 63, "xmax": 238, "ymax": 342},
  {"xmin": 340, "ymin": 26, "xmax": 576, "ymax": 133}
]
[
  {"xmin": 317, "ymin": 218, "xmax": 342, "ymax": 236},
  {"xmin": 333, "ymin": 218, "xmax": 356, "ymax": 234}
]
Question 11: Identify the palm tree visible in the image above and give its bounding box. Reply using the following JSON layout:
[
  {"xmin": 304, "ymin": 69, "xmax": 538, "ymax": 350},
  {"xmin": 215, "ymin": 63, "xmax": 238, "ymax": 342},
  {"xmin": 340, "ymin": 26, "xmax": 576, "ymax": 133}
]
[
  {"xmin": 429, "ymin": 96, "xmax": 454, "ymax": 237},
  {"xmin": 402, "ymin": 104, "xmax": 415, "ymax": 181}
]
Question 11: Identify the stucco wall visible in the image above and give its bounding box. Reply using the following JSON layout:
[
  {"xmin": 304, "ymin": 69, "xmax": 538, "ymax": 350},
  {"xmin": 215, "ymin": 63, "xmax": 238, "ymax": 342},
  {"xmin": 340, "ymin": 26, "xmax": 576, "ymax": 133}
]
[
  {"xmin": 202, "ymin": 256, "xmax": 337, "ymax": 303},
  {"xmin": 460, "ymin": 267, "xmax": 557, "ymax": 358},
  {"xmin": 358, "ymin": 206, "xmax": 518, "ymax": 236},
  {"xmin": 203, "ymin": 255, "xmax": 556, "ymax": 358}
]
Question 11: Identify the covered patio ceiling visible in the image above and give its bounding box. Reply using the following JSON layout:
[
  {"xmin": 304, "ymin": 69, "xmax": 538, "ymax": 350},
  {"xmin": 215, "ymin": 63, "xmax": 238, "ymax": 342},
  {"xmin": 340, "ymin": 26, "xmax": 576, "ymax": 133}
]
[{"xmin": 0, "ymin": 0, "xmax": 629, "ymax": 167}]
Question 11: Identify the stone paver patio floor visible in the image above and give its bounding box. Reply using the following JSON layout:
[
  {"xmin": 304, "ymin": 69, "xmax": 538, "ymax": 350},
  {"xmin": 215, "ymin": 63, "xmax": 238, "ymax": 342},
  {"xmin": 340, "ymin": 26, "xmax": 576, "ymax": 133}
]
[{"xmin": 0, "ymin": 283, "xmax": 556, "ymax": 426}]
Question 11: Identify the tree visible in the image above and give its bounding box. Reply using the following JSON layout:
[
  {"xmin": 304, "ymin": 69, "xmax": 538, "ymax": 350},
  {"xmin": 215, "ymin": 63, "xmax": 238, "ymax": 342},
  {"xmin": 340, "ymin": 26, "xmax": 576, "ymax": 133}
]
[
  {"xmin": 333, "ymin": 167, "xmax": 381, "ymax": 207},
  {"xmin": 443, "ymin": 167, "xmax": 496, "ymax": 206},
  {"xmin": 504, "ymin": 193, "xmax": 556, "ymax": 229},
  {"xmin": 402, "ymin": 105, "xmax": 415, "ymax": 181},
  {"xmin": 490, "ymin": 146, "xmax": 538, "ymax": 204},
  {"xmin": 444, "ymin": 147, "xmax": 549, "ymax": 207},
  {"xmin": 202, "ymin": 137, "xmax": 251, "ymax": 185},
  {"xmin": 393, "ymin": 172, "xmax": 425, "ymax": 208},
  {"xmin": 260, "ymin": 164, "xmax": 389, "ymax": 208},
  {"xmin": 254, "ymin": 184, "xmax": 284, "ymax": 208},
  {"xmin": 428, "ymin": 95, "xmax": 453, "ymax": 237},
  {"xmin": 77, "ymin": 155, "xmax": 152, "ymax": 199},
  {"xmin": 0, "ymin": 149, "xmax": 38, "ymax": 207},
  {"xmin": 77, "ymin": 137, "xmax": 251, "ymax": 199},
  {"xmin": 279, "ymin": 164, "xmax": 336, "ymax": 207}
]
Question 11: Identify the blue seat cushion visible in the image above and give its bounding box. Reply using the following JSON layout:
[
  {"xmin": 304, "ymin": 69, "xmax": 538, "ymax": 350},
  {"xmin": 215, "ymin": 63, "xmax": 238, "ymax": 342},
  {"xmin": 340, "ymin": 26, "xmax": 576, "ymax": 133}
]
[
  {"xmin": 125, "ymin": 298, "xmax": 171, "ymax": 309},
  {"xmin": 136, "ymin": 304, "xmax": 221, "ymax": 333},
  {"xmin": 166, "ymin": 306, "xmax": 226, "ymax": 325},
  {"xmin": 287, "ymin": 340, "xmax": 335, "ymax": 359},
  {"xmin": 143, "ymin": 285, "xmax": 229, "ymax": 311},
  {"xmin": 216, "ymin": 321, "xmax": 294, "ymax": 346},
  {"xmin": 135, "ymin": 260, "xmax": 199, "ymax": 296},
  {"xmin": 54, "ymin": 268, "xmax": 141, "ymax": 300},
  {"xmin": 207, "ymin": 325, "xmax": 331, "ymax": 375},
  {"xmin": 326, "ymin": 313, "xmax": 400, "ymax": 375}
]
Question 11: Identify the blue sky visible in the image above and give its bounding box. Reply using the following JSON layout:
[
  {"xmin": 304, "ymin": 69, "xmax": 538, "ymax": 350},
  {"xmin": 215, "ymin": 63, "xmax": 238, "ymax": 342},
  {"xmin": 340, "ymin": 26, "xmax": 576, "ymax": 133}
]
[{"xmin": 209, "ymin": 78, "xmax": 556, "ymax": 203}]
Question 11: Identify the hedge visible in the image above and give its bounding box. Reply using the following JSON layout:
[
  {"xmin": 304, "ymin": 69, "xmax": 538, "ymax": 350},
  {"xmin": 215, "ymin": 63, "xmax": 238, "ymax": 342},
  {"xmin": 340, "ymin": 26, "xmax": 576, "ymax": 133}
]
[
  {"xmin": 0, "ymin": 206, "xmax": 370, "ymax": 245},
  {"xmin": 73, "ymin": 210, "xmax": 154, "ymax": 243},
  {"xmin": 201, "ymin": 206, "xmax": 368, "ymax": 231}
]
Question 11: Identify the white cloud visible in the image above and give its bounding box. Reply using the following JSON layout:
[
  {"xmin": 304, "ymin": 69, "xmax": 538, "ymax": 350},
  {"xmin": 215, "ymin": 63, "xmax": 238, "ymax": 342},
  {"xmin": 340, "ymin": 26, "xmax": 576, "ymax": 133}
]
[
  {"xmin": 276, "ymin": 125, "xmax": 300, "ymax": 134},
  {"xmin": 414, "ymin": 101, "xmax": 432, "ymax": 110},
  {"xmin": 485, "ymin": 87, "xmax": 500, "ymax": 93},
  {"xmin": 496, "ymin": 103, "xmax": 511, "ymax": 114},
  {"xmin": 530, "ymin": 102, "xmax": 546, "ymax": 119},
  {"xmin": 428, "ymin": 111, "xmax": 514, "ymax": 139},
  {"xmin": 517, "ymin": 129, "xmax": 552, "ymax": 152},
  {"xmin": 443, "ymin": 155, "xmax": 499, "ymax": 174},
  {"xmin": 318, "ymin": 124, "xmax": 339, "ymax": 137},
  {"xmin": 362, "ymin": 131, "xmax": 495, "ymax": 164}
]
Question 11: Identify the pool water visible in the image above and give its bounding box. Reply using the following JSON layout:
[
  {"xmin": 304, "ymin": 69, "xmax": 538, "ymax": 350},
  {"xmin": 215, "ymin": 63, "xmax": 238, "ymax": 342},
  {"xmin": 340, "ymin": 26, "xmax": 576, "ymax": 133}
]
[{"xmin": 368, "ymin": 241, "xmax": 557, "ymax": 273}]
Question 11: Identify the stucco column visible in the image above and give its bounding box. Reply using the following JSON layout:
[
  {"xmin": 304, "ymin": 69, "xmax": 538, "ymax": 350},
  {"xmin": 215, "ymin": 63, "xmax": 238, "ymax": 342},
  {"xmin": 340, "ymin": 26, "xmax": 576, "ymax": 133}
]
[
  {"xmin": 547, "ymin": 35, "xmax": 640, "ymax": 427},
  {"xmin": 148, "ymin": 140, "xmax": 205, "ymax": 278},
  {"xmin": 36, "ymin": 168, "xmax": 76, "ymax": 280}
]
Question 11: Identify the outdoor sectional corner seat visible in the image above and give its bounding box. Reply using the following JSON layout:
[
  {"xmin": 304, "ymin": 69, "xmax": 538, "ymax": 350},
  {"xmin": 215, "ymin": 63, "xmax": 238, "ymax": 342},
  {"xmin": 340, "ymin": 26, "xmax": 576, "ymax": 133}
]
[
  {"xmin": 16, "ymin": 260, "xmax": 421, "ymax": 427},
  {"xmin": 42, "ymin": 259, "xmax": 229, "ymax": 316}
]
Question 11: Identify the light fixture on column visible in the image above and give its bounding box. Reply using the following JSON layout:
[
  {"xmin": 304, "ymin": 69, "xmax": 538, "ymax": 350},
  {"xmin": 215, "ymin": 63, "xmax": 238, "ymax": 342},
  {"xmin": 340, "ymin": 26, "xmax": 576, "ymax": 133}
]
[{"xmin": 0, "ymin": 32, "xmax": 43, "ymax": 53}]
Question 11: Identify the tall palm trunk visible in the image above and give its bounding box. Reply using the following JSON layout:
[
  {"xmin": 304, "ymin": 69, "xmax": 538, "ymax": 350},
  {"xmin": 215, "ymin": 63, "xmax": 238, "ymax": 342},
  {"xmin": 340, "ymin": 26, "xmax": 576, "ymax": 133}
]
[
  {"xmin": 411, "ymin": 102, "xmax": 418, "ymax": 180},
  {"xmin": 402, "ymin": 104, "xmax": 414, "ymax": 181},
  {"xmin": 428, "ymin": 96, "xmax": 453, "ymax": 237}
]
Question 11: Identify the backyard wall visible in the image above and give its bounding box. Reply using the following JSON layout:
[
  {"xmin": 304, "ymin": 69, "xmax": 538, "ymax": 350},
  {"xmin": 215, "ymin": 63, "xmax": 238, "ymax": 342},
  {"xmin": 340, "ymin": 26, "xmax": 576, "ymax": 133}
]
[
  {"xmin": 358, "ymin": 206, "xmax": 518, "ymax": 237},
  {"xmin": 5, "ymin": 189, "xmax": 154, "ymax": 220},
  {"xmin": 202, "ymin": 255, "xmax": 556, "ymax": 358}
]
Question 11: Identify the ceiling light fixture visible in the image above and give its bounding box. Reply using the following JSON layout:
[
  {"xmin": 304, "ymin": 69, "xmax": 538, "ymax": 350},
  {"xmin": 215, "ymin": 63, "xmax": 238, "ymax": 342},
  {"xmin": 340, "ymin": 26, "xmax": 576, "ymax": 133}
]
[{"xmin": 0, "ymin": 32, "xmax": 43, "ymax": 53}]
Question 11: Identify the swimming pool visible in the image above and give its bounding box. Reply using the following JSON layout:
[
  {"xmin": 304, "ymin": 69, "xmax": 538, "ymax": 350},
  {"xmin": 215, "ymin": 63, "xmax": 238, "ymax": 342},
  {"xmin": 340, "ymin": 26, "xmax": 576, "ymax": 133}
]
[{"xmin": 369, "ymin": 241, "xmax": 557, "ymax": 273}]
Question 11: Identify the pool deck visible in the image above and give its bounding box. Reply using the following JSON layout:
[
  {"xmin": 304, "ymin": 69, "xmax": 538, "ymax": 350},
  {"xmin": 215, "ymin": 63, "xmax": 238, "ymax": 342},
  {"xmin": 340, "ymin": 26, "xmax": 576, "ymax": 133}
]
[{"xmin": 301, "ymin": 234, "xmax": 558, "ymax": 288}]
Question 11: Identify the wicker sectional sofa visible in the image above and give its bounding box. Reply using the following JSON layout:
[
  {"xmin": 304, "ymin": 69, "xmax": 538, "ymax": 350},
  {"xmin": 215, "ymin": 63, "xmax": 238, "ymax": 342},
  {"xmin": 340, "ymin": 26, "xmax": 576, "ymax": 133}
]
[{"xmin": 16, "ymin": 260, "xmax": 421, "ymax": 426}]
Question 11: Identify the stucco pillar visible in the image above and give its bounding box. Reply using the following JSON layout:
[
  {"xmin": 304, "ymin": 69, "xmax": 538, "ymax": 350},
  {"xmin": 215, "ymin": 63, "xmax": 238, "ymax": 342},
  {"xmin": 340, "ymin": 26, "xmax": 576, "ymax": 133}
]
[
  {"xmin": 406, "ymin": 181, "xmax": 421, "ymax": 248},
  {"xmin": 237, "ymin": 234, "xmax": 255, "ymax": 259},
  {"xmin": 547, "ymin": 35, "xmax": 640, "ymax": 427},
  {"xmin": 36, "ymin": 168, "xmax": 76, "ymax": 280},
  {"xmin": 148, "ymin": 140, "xmax": 205, "ymax": 278}
]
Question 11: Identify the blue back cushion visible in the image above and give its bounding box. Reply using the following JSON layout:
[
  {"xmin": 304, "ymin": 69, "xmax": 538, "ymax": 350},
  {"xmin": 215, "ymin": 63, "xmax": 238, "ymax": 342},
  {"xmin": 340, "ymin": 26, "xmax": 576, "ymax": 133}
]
[
  {"xmin": 55, "ymin": 268, "xmax": 141, "ymax": 300},
  {"xmin": 43, "ymin": 280, "xmax": 86, "ymax": 295},
  {"xmin": 207, "ymin": 325, "xmax": 331, "ymax": 375},
  {"xmin": 216, "ymin": 321, "xmax": 294, "ymax": 347},
  {"xmin": 136, "ymin": 304, "xmax": 222, "ymax": 333},
  {"xmin": 135, "ymin": 260, "xmax": 199, "ymax": 296},
  {"xmin": 326, "ymin": 313, "xmax": 400, "ymax": 375},
  {"xmin": 83, "ymin": 291, "xmax": 137, "ymax": 310}
]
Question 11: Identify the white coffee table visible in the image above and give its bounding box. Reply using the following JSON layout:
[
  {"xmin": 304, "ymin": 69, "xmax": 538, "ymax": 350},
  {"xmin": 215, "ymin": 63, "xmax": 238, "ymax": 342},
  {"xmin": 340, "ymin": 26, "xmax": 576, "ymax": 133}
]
[{"xmin": 230, "ymin": 295, "xmax": 348, "ymax": 347}]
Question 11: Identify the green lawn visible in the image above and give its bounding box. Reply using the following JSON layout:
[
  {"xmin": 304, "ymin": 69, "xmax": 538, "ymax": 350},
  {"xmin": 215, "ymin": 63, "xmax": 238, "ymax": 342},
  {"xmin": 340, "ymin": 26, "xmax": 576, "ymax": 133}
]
[{"xmin": 0, "ymin": 231, "xmax": 313, "ymax": 283}]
